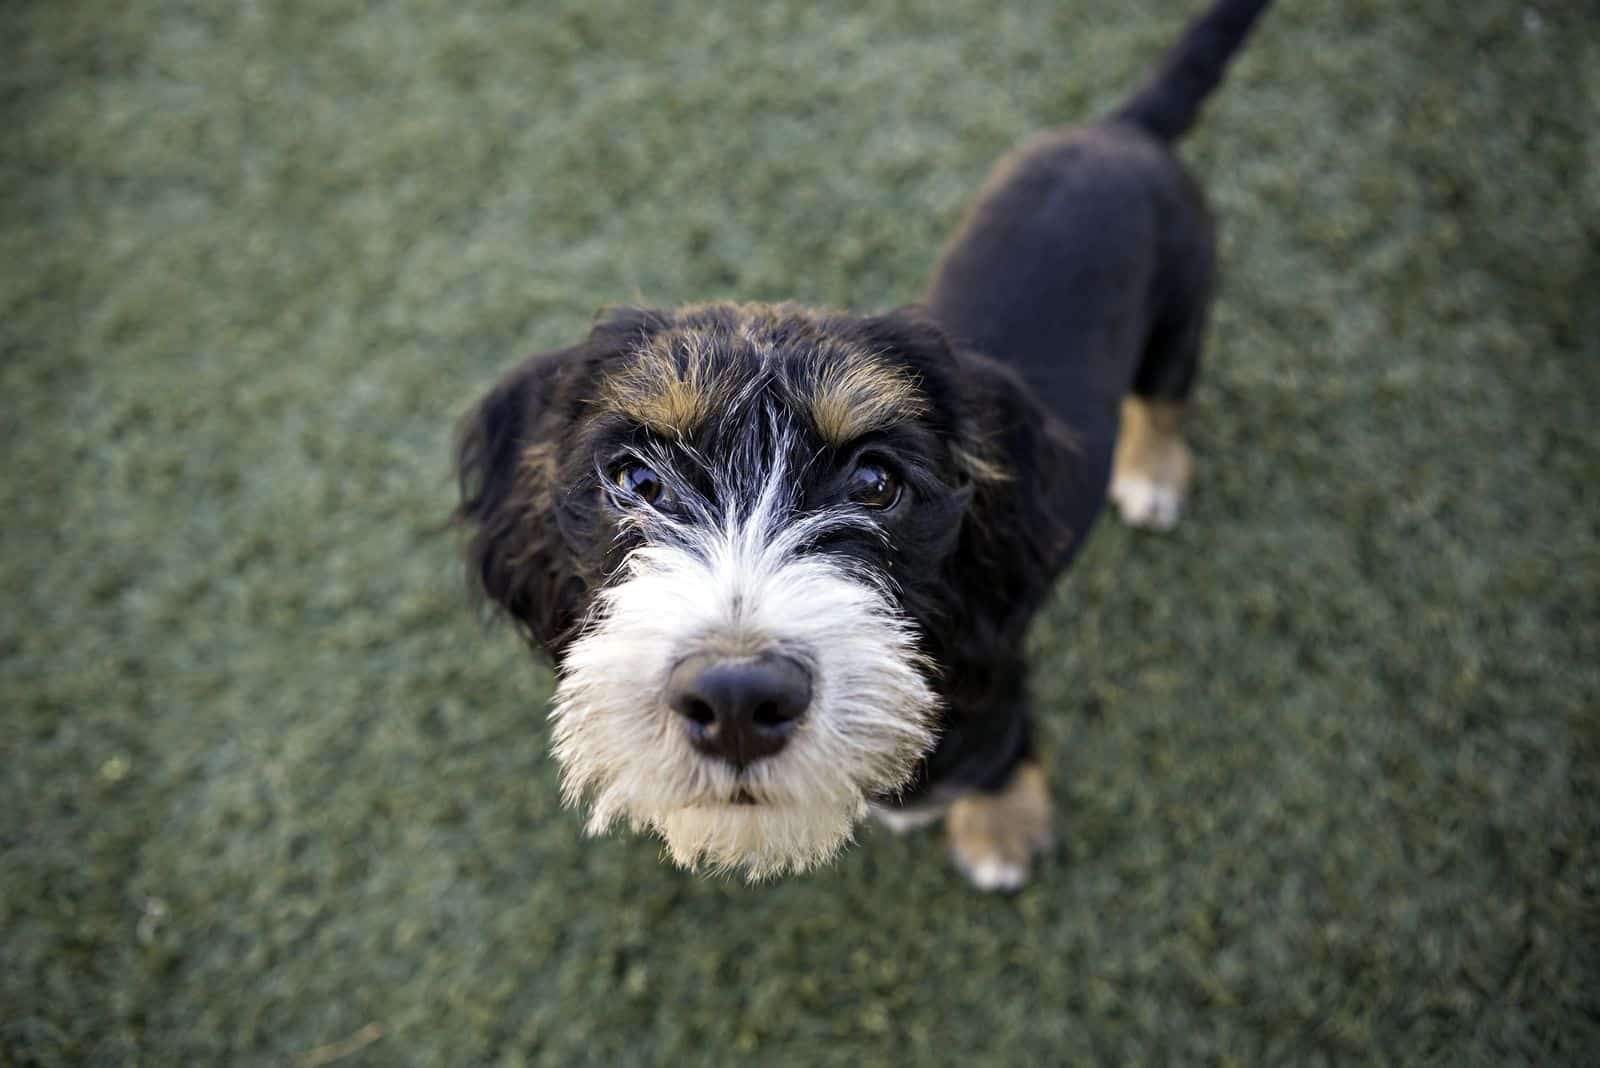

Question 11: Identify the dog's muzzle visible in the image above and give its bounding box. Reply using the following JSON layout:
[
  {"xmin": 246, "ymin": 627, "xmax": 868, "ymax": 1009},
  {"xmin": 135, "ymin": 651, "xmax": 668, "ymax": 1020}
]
[
  {"xmin": 548, "ymin": 453, "xmax": 940, "ymax": 879},
  {"xmin": 666, "ymin": 652, "xmax": 812, "ymax": 768}
]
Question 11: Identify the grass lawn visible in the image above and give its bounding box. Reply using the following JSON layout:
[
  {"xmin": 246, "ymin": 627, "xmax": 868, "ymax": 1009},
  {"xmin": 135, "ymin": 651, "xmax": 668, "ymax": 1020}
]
[{"xmin": 3, "ymin": 0, "xmax": 1597, "ymax": 1064}]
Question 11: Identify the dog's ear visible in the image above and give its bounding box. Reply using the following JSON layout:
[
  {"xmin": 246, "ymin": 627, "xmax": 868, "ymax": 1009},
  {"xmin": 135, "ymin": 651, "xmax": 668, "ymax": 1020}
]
[
  {"xmin": 455, "ymin": 307, "xmax": 669, "ymax": 653},
  {"xmin": 951, "ymin": 348, "xmax": 1081, "ymax": 635},
  {"xmin": 851, "ymin": 306, "xmax": 1079, "ymax": 637},
  {"xmin": 455, "ymin": 345, "xmax": 588, "ymax": 652}
]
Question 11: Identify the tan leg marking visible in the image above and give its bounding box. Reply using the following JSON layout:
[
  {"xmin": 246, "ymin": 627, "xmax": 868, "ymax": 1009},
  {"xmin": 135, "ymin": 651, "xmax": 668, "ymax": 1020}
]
[
  {"xmin": 1110, "ymin": 395, "xmax": 1192, "ymax": 532},
  {"xmin": 946, "ymin": 761, "xmax": 1054, "ymax": 892}
]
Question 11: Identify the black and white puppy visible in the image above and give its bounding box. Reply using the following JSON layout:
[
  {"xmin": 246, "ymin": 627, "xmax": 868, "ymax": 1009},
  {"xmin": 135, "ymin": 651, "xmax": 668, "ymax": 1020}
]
[{"xmin": 456, "ymin": 0, "xmax": 1274, "ymax": 889}]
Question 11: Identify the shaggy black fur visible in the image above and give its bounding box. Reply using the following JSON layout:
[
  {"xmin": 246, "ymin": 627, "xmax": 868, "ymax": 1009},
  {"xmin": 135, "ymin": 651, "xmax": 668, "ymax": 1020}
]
[{"xmin": 456, "ymin": 0, "xmax": 1273, "ymax": 808}]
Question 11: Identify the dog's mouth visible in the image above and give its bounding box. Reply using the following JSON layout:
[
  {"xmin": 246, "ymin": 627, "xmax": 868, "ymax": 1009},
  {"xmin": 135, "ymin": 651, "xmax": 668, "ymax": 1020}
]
[{"xmin": 681, "ymin": 787, "xmax": 765, "ymax": 808}]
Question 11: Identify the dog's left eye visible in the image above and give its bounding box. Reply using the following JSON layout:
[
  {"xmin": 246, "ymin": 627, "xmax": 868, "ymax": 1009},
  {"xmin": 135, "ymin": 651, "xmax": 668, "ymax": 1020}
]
[
  {"xmin": 613, "ymin": 462, "xmax": 665, "ymax": 505},
  {"xmin": 847, "ymin": 461, "xmax": 901, "ymax": 510}
]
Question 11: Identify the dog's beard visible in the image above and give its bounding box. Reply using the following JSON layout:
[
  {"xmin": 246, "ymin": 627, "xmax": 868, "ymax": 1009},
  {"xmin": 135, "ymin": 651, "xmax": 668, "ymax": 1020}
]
[{"xmin": 550, "ymin": 467, "xmax": 939, "ymax": 880}]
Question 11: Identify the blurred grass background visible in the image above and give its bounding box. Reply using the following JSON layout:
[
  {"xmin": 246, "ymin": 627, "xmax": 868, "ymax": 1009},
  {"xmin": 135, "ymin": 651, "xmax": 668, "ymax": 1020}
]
[{"xmin": 3, "ymin": 0, "xmax": 1597, "ymax": 1064}]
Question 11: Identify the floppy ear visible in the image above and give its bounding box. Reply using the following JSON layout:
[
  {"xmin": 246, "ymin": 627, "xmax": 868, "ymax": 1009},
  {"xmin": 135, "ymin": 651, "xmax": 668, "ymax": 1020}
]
[
  {"xmin": 851, "ymin": 306, "xmax": 1079, "ymax": 639},
  {"xmin": 455, "ymin": 308, "xmax": 670, "ymax": 654},
  {"xmin": 455, "ymin": 346, "xmax": 588, "ymax": 652},
  {"xmin": 947, "ymin": 346, "xmax": 1082, "ymax": 640}
]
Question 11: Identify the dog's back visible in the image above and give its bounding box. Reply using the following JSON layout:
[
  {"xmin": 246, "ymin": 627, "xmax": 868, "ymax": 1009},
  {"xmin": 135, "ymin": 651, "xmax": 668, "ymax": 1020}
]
[{"xmin": 925, "ymin": 0, "xmax": 1273, "ymax": 543}]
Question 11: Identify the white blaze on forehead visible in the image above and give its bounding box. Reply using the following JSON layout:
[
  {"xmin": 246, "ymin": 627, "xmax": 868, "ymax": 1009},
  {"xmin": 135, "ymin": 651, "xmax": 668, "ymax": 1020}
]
[{"xmin": 549, "ymin": 437, "xmax": 938, "ymax": 880}]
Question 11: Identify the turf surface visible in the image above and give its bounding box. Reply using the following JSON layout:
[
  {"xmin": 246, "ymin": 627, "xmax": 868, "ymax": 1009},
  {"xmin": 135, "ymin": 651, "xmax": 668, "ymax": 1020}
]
[{"xmin": 4, "ymin": 0, "xmax": 1598, "ymax": 1064}]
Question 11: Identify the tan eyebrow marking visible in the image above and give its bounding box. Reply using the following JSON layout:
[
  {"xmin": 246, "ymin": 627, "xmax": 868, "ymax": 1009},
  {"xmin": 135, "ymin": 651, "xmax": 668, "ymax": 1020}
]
[
  {"xmin": 598, "ymin": 332, "xmax": 724, "ymax": 436},
  {"xmin": 593, "ymin": 303, "xmax": 932, "ymax": 445},
  {"xmin": 805, "ymin": 356, "xmax": 928, "ymax": 446}
]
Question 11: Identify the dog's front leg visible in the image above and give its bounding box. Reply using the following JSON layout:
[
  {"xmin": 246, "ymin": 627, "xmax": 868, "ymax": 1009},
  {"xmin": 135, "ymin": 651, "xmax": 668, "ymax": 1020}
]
[{"xmin": 945, "ymin": 759, "xmax": 1054, "ymax": 892}]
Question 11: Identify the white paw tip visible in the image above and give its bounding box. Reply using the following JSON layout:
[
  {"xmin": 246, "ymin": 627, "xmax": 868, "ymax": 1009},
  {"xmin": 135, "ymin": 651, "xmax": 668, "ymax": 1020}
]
[
  {"xmin": 1110, "ymin": 476, "xmax": 1183, "ymax": 531},
  {"xmin": 958, "ymin": 855, "xmax": 1029, "ymax": 892}
]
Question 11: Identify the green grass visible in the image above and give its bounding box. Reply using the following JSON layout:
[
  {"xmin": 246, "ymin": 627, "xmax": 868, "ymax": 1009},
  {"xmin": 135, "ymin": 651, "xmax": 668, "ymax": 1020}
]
[{"xmin": 3, "ymin": 0, "xmax": 1597, "ymax": 1064}]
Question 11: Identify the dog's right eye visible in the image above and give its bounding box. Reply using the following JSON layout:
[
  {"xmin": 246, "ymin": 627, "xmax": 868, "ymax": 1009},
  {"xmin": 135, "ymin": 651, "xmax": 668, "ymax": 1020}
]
[
  {"xmin": 613, "ymin": 462, "xmax": 665, "ymax": 505},
  {"xmin": 846, "ymin": 460, "xmax": 902, "ymax": 511}
]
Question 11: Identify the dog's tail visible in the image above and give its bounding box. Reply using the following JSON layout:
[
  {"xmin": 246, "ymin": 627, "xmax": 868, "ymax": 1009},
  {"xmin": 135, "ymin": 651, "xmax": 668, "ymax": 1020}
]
[{"xmin": 1109, "ymin": 0, "xmax": 1273, "ymax": 142}]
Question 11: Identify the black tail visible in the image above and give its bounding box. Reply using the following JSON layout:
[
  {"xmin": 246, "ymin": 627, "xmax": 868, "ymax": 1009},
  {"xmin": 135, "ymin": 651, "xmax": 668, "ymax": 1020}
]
[{"xmin": 1110, "ymin": 0, "xmax": 1273, "ymax": 142}]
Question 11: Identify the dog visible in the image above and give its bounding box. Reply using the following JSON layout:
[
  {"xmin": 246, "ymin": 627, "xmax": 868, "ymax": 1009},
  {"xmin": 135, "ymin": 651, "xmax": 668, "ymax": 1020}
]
[{"xmin": 455, "ymin": 0, "xmax": 1274, "ymax": 889}]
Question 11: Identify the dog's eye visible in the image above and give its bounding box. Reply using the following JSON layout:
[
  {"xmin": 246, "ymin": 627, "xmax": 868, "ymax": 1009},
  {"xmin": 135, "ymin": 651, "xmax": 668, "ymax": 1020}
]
[
  {"xmin": 613, "ymin": 462, "xmax": 665, "ymax": 505},
  {"xmin": 847, "ymin": 461, "xmax": 901, "ymax": 510}
]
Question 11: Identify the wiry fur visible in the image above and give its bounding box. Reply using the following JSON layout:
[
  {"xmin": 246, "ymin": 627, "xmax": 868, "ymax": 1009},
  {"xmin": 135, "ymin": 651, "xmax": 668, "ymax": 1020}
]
[
  {"xmin": 459, "ymin": 302, "xmax": 1064, "ymax": 880},
  {"xmin": 550, "ymin": 429, "xmax": 938, "ymax": 878}
]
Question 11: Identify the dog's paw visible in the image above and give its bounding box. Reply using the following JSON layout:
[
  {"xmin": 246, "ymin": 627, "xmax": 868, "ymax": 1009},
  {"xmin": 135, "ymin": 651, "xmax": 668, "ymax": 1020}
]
[
  {"xmin": 1109, "ymin": 473, "xmax": 1185, "ymax": 531},
  {"xmin": 946, "ymin": 763, "xmax": 1053, "ymax": 892},
  {"xmin": 951, "ymin": 848, "xmax": 1033, "ymax": 892},
  {"xmin": 1110, "ymin": 396, "xmax": 1191, "ymax": 532}
]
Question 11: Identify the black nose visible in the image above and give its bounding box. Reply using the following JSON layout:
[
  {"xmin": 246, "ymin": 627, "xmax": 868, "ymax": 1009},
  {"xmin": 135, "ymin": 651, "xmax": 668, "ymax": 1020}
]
[{"xmin": 666, "ymin": 652, "xmax": 813, "ymax": 767}]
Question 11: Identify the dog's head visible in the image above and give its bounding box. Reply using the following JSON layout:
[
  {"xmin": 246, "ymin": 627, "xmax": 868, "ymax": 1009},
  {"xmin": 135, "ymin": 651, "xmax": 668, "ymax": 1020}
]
[{"xmin": 457, "ymin": 302, "xmax": 1074, "ymax": 878}]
